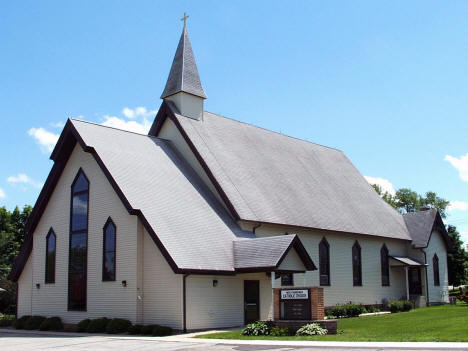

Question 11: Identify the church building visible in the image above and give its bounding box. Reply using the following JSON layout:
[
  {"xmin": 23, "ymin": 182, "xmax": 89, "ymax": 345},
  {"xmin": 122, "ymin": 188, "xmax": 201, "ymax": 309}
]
[{"xmin": 10, "ymin": 21, "xmax": 450, "ymax": 332}]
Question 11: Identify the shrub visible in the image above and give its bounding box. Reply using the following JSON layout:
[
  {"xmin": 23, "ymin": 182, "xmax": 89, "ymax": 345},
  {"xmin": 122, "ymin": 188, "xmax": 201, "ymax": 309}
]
[
  {"xmin": 13, "ymin": 315, "xmax": 31, "ymax": 329},
  {"xmin": 241, "ymin": 321, "xmax": 274, "ymax": 336},
  {"xmin": 77, "ymin": 319, "xmax": 91, "ymax": 332},
  {"xmin": 401, "ymin": 300, "xmax": 413, "ymax": 312},
  {"xmin": 152, "ymin": 325, "xmax": 172, "ymax": 336},
  {"xmin": 128, "ymin": 324, "xmax": 143, "ymax": 335},
  {"xmin": 366, "ymin": 305, "xmax": 380, "ymax": 313},
  {"xmin": 39, "ymin": 317, "xmax": 63, "ymax": 331},
  {"xmin": 345, "ymin": 304, "xmax": 367, "ymax": 317},
  {"xmin": 270, "ymin": 326, "xmax": 293, "ymax": 336},
  {"xmin": 296, "ymin": 323, "xmax": 328, "ymax": 336},
  {"xmin": 449, "ymin": 289, "xmax": 460, "ymax": 296},
  {"xmin": 328, "ymin": 303, "xmax": 367, "ymax": 318},
  {"xmin": 24, "ymin": 316, "xmax": 46, "ymax": 330},
  {"xmin": 141, "ymin": 325, "xmax": 154, "ymax": 335},
  {"xmin": 86, "ymin": 318, "xmax": 110, "ymax": 333},
  {"xmin": 0, "ymin": 316, "xmax": 15, "ymax": 327},
  {"xmin": 106, "ymin": 318, "xmax": 132, "ymax": 334},
  {"xmin": 388, "ymin": 300, "xmax": 413, "ymax": 313}
]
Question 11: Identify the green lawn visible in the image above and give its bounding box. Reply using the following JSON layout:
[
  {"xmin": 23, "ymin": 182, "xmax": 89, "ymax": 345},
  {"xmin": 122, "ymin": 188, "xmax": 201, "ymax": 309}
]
[{"xmin": 197, "ymin": 303, "xmax": 468, "ymax": 342}]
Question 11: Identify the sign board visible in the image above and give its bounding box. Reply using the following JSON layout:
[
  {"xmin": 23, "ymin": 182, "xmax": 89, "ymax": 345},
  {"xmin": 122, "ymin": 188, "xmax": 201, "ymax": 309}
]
[{"xmin": 281, "ymin": 289, "xmax": 309, "ymax": 300}]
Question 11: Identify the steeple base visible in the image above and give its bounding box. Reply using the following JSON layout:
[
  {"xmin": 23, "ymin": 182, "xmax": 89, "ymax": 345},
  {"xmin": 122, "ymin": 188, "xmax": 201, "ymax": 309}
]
[{"xmin": 166, "ymin": 92, "xmax": 204, "ymax": 121}]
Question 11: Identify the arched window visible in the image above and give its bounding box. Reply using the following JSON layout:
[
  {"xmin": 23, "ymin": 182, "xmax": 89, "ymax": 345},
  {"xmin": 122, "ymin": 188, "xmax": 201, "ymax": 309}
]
[
  {"xmin": 352, "ymin": 241, "xmax": 362, "ymax": 286},
  {"xmin": 45, "ymin": 229, "xmax": 56, "ymax": 284},
  {"xmin": 102, "ymin": 218, "xmax": 116, "ymax": 281},
  {"xmin": 319, "ymin": 238, "xmax": 330, "ymax": 286},
  {"xmin": 68, "ymin": 169, "xmax": 89, "ymax": 311},
  {"xmin": 381, "ymin": 244, "xmax": 390, "ymax": 286},
  {"xmin": 433, "ymin": 253, "xmax": 440, "ymax": 286}
]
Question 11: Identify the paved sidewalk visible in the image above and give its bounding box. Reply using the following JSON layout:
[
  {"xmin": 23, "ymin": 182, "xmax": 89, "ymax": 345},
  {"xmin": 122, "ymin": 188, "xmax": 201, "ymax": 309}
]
[{"xmin": 1, "ymin": 328, "xmax": 468, "ymax": 350}]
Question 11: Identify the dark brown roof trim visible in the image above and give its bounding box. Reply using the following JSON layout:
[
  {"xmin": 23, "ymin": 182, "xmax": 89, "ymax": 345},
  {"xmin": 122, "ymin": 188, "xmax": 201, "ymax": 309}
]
[{"xmin": 148, "ymin": 101, "xmax": 240, "ymax": 221}]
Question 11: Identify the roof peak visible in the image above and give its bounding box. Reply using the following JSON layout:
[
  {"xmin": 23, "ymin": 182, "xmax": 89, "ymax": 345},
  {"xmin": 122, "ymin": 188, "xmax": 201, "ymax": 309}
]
[{"xmin": 160, "ymin": 25, "xmax": 207, "ymax": 99}]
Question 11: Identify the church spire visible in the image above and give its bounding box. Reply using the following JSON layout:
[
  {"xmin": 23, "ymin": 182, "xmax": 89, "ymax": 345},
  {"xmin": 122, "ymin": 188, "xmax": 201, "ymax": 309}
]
[{"xmin": 161, "ymin": 16, "xmax": 207, "ymax": 100}]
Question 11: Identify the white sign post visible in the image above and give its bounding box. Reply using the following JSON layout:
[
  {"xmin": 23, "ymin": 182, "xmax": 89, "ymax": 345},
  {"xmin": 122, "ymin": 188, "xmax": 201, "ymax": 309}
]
[{"xmin": 280, "ymin": 289, "xmax": 309, "ymax": 300}]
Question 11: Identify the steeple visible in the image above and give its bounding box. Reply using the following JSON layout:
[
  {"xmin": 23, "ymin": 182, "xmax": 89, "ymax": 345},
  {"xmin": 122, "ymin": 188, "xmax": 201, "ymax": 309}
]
[{"xmin": 161, "ymin": 15, "xmax": 207, "ymax": 120}]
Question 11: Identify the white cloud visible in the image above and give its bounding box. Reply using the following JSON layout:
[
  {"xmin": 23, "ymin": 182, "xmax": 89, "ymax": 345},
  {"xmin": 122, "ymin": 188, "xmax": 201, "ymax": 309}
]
[
  {"xmin": 0, "ymin": 188, "xmax": 5, "ymax": 199},
  {"xmin": 448, "ymin": 201, "xmax": 468, "ymax": 211},
  {"xmin": 7, "ymin": 173, "xmax": 43, "ymax": 189},
  {"xmin": 28, "ymin": 127, "xmax": 59, "ymax": 153},
  {"xmin": 445, "ymin": 153, "xmax": 468, "ymax": 182},
  {"xmin": 364, "ymin": 176, "xmax": 396, "ymax": 196},
  {"xmin": 101, "ymin": 115, "xmax": 151, "ymax": 134},
  {"xmin": 50, "ymin": 121, "xmax": 65, "ymax": 128},
  {"xmin": 122, "ymin": 106, "xmax": 156, "ymax": 119}
]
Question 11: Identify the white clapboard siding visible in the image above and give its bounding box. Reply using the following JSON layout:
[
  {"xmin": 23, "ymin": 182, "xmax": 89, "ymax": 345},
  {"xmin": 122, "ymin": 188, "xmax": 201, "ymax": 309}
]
[
  {"xmin": 18, "ymin": 144, "xmax": 139, "ymax": 323},
  {"xmin": 186, "ymin": 273, "xmax": 272, "ymax": 330},
  {"xmin": 278, "ymin": 248, "xmax": 306, "ymax": 271},
  {"xmin": 256, "ymin": 224, "xmax": 408, "ymax": 306},
  {"xmin": 141, "ymin": 226, "xmax": 183, "ymax": 329},
  {"xmin": 425, "ymin": 230, "xmax": 449, "ymax": 303},
  {"xmin": 17, "ymin": 256, "xmax": 33, "ymax": 317}
]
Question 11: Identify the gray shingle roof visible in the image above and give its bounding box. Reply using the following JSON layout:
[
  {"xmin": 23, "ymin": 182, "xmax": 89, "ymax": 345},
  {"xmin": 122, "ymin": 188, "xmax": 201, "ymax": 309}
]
[
  {"xmin": 171, "ymin": 109, "xmax": 412, "ymax": 240},
  {"xmin": 72, "ymin": 119, "xmax": 249, "ymax": 271},
  {"xmin": 402, "ymin": 208, "xmax": 450, "ymax": 248},
  {"xmin": 160, "ymin": 27, "xmax": 207, "ymax": 99}
]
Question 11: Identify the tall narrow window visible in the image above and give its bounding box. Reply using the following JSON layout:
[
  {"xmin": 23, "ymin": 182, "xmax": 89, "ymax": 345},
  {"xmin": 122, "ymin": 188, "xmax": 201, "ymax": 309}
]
[
  {"xmin": 45, "ymin": 229, "xmax": 56, "ymax": 284},
  {"xmin": 381, "ymin": 244, "xmax": 390, "ymax": 286},
  {"xmin": 433, "ymin": 253, "xmax": 440, "ymax": 286},
  {"xmin": 352, "ymin": 241, "xmax": 362, "ymax": 286},
  {"xmin": 319, "ymin": 238, "xmax": 330, "ymax": 286},
  {"xmin": 102, "ymin": 218, "xmax": 116, "ymax": 281},
  {"xmin": 68, "ymin": 169, "xmax": 89, "ymax": 311}
]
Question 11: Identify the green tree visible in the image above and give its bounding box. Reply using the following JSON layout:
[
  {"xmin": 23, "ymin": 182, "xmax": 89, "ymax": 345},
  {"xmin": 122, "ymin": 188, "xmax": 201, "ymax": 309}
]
[
  {"xmin": 0, "ymin": 205, "xmax": 32, "ymax": 314},
  {"xmin": 446, "ymin": 225, "xmax": 468, "ymax": 286},
  {"xmin": 394, "ymin": 188, "xmax": 420, "ymax": 214}
]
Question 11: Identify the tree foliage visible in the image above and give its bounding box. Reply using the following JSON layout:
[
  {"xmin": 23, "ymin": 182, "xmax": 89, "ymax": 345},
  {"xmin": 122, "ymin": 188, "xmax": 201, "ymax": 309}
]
[
  {"xmin": 446, "ymin": 225, "xmax": 468, "ymax": 286},
  {"xmin": 0, "ymin": 205, "xmax": 32, "ymax": 314},
  {"xmin": 371, "ymin": 185, "xmax": 449, "ymax": 218}
]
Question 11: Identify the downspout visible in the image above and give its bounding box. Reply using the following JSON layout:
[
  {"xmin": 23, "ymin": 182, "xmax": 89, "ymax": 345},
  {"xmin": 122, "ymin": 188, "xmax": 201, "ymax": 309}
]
[
  {"xmin": 421, "ymin": 249, "xmax": 429, "ymax": 306},
  {"xmin": 183, "ymin": 274, "xmax": 190, "ymax": 333}
]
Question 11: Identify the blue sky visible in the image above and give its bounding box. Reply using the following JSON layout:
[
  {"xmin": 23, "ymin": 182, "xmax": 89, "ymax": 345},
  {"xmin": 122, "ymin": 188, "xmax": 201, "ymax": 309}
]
[{"xmin": 1, "ymin": 1, "xmax": 467, "ymax": 243}]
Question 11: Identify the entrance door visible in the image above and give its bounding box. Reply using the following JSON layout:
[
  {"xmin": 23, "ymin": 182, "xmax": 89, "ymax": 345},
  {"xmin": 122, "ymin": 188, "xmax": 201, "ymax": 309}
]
[
  {"xmin": 408, "ymin": 268, "xmax": 422, "ymax": 295},
  {"xmin": 244, "ymin": 280, "xmax": 260, "ymax": 324}
]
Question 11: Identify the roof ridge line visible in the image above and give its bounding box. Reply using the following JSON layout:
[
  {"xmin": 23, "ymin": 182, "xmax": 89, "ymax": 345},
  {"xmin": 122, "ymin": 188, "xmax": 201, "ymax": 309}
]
[
  {"xmin": 203, "ymin": 111, "xmax": 343, "ymax": 152},
  {"xmin": 69, "ymin": 118, "xmax": 163, "ymax": 141}
]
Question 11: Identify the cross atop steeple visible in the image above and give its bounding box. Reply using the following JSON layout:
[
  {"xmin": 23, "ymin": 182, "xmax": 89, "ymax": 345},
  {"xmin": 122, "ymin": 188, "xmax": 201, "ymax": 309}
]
[{"xmin": 181, "ymin": 12, "xmax": 189, "ymax": 28}]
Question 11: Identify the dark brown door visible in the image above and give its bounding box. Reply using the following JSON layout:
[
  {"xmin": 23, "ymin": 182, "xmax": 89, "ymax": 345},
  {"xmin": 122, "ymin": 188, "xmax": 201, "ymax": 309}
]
[
  {"xmin": 244, "ymin": 280, "xmax": 260, "ymax": 324},
  {"xmin": 408, "ymin": 268, "xmax": 422, "ymax": 295}
]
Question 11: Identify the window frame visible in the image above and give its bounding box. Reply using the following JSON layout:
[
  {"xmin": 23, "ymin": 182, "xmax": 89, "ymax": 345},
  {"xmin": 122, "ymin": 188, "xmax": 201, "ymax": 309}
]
[
  {"xmin": 45, "ymin": 228, "xmax": 56, "ymax": 284},
  {"xmin": 433, "ymin": 253, "xmax": 440, "ymax": 286},
  {"xmin": 68, "ymin": 168, "xmax": 89, "ymax": 311},
  {"xmin": 319, "ymin": 237, "xmax": 330, "ymax": 286},
  {"xmin": 102, "ymin": 217, "xmax": 117, "ymax": 282},
  {"xmin": 380, "ymin": 244, "xmax": 390, "ymax": 287},
  {"xmin": 352, "ymin": 240, "xmax": 362, "ymax": 286}
]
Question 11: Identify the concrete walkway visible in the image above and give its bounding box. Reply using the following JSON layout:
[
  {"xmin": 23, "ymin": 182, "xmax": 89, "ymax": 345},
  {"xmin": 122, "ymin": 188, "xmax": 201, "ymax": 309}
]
[{"xmin": 1, "ymin": 328, "xmax": 468, "ymax": 350}]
